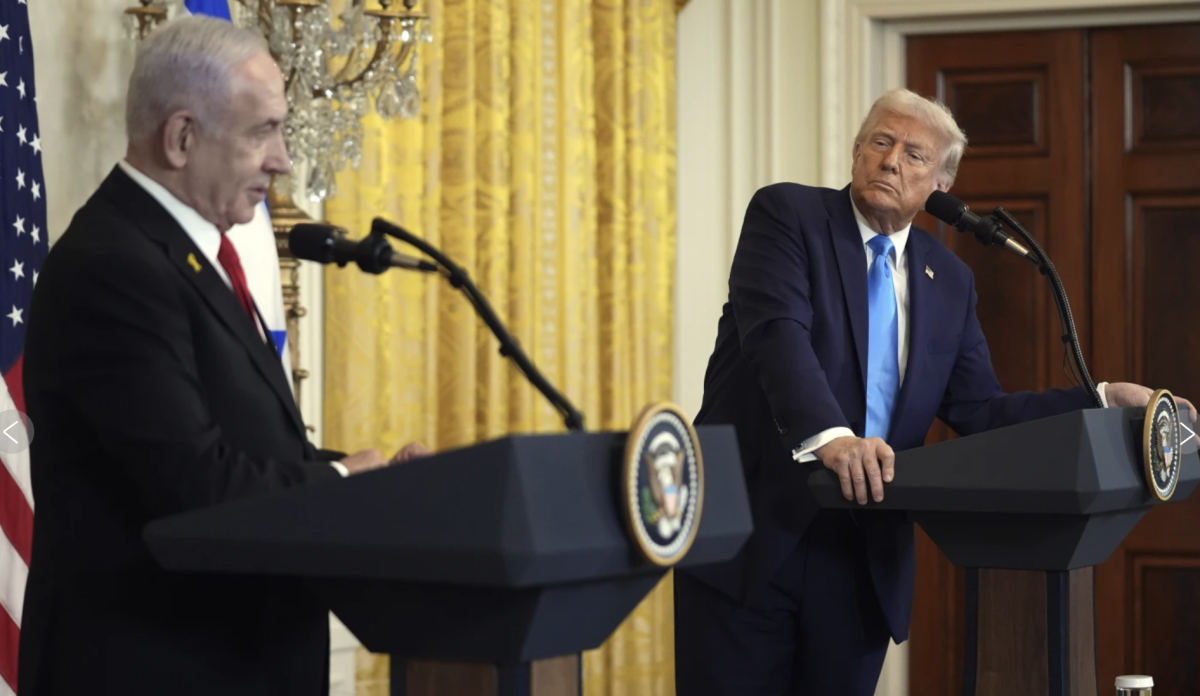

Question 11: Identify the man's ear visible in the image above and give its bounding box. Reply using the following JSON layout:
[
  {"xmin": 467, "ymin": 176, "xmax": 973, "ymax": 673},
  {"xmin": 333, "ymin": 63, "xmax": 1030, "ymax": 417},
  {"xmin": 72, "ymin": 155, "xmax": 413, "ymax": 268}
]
[
  {"xmin": 935, "ymin": 179, "xmax": 951, "ymax": 193},
  {"xmin": 161, "ymin": 111, "xmax": 197, "ymax": 170}
]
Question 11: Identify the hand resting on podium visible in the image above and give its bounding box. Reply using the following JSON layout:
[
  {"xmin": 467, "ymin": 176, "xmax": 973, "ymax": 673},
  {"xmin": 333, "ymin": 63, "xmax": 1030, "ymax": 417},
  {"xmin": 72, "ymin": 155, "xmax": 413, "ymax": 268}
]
[
  {"xmin": 813, "ymin": 382, "xmax": 1194, "ymax": 507},
  {"xmin": 815, "ymin": 436, "xmax": 896, "ymax": 505},
  {"xmin": 1105, "ymin": 381, "xmax": 1196, "ymax": 423},
  {"xmin": 340, "ymin": 441, "xmax": 433, "ymax": 474}
]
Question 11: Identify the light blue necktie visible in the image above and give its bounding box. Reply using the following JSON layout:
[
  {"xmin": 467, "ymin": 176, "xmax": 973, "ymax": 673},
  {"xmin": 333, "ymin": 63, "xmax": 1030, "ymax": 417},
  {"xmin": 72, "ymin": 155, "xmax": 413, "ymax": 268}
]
[{"xmin": 865, "ymin": 235, "xmax": 900, "ymax": 440}]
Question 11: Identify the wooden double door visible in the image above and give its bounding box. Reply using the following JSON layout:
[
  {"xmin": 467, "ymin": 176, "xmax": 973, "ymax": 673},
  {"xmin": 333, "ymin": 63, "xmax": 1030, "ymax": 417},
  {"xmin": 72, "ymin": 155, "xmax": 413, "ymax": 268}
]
[{"xmin": 907, "ymin": 23, "xmax": 1200, "ymax": 695}]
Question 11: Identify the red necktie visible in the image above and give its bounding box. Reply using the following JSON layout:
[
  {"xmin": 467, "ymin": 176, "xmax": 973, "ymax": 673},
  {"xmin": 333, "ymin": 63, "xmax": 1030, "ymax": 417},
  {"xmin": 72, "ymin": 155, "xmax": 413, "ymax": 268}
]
[{"xmin": 216, "ymin": 235, "xmax": 260, "ymax": 333}]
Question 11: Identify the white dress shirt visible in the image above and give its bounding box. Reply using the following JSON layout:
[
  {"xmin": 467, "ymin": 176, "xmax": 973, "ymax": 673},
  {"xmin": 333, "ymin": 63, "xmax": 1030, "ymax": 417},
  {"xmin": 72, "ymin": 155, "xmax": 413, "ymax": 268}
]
[
  {"xmin": 118, "ymin": 161, "xmax": 350, "ymax": 478},
  {"xmin": 791, "ymin": 200, "xmax": 1107, "ymax": 463},
  {"xmin": 118, "ymin": 160, "xmax": 232, "ymax": 288}
]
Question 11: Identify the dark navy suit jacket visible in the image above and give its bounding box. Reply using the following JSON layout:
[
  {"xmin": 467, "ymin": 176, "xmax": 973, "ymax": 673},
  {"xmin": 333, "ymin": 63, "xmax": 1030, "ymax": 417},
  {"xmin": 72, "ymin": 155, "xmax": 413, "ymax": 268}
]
[{"xmin": 686, "ymin": 183, "xmax": 1092, "ymax": 641}]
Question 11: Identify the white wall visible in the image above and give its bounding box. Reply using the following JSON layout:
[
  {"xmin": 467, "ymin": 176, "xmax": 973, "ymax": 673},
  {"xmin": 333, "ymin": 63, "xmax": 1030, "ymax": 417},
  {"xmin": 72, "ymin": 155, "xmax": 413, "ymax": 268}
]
[
  {"xmin": 29, "ymin": 0, "xmax": 133, "ymax": 246},
  {"xmin": 674, "ymin": 0, "xmax": 819, "ymax": 420}
]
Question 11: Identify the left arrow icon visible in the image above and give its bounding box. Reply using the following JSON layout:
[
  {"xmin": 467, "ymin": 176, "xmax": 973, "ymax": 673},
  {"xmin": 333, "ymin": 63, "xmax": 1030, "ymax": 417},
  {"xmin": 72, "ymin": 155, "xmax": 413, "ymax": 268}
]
[{"xmin": 0, "ymin": 410, "xmax": 33, "ymax": 454}]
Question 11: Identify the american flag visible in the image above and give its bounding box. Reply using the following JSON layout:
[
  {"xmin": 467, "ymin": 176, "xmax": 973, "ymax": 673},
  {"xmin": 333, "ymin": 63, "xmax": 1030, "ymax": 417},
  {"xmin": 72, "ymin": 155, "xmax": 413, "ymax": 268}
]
[{"xmin": 0, "ymin": 1, "xmax": 46, "ymax": 694}]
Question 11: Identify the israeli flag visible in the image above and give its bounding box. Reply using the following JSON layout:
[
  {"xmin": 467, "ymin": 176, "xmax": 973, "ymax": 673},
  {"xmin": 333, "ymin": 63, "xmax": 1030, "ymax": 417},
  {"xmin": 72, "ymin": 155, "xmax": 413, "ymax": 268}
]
[
  {"xmin": 226, "ymin": 204, "xmax": 294, "ymax": 388},
  {"xmin": 183, "ymin": 0, "xmax": 295, "ymax": 392}
]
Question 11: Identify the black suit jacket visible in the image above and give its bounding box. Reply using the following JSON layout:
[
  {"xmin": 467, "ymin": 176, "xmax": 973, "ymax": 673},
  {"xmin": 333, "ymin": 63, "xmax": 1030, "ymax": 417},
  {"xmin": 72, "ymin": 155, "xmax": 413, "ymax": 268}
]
[{"xmin": 19, "ymin": 167, "xmax": 343, "ymax": 696}]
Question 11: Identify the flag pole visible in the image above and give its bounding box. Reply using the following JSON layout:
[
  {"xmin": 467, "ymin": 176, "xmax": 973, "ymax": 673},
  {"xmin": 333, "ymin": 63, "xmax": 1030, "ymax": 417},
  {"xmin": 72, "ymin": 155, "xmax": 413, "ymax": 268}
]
[{"xmin": 267, "ymin": 175, "xmax": 315, "ymax": 409}]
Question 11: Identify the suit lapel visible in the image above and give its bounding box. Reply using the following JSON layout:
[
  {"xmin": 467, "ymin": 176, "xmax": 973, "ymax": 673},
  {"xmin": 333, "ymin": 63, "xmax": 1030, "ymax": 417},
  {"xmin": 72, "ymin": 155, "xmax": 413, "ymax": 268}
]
[
  {"xmin": 826, "ymin": 187, "xmax": 869, "ymax": 390},
  {"xmin": 891, "ymin": 229, "xmax": 929, "ymax": 441},
  {"xmin": 166, "ymin": 243, "xmax": 307, "ymax": 440},
  {"xmin": 98, "ymin": 168, "xmax": 307, "ymax": 440}
]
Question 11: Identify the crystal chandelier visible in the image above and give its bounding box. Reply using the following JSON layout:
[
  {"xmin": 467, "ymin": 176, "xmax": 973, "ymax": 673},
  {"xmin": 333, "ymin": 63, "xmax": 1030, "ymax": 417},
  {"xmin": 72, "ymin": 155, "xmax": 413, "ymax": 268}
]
[{"xmin": 125, "ymin": 0, "xmax": 432, "ymax": 202}]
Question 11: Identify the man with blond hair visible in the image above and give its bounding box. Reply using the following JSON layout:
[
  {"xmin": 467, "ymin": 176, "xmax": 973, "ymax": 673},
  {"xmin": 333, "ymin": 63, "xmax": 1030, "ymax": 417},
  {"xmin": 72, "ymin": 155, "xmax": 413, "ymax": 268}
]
[
  {"xmin": 674, "ymin": 89, "xmax": 1189, "ymax": 695},
  {"xmin": 19, "ymin": 16, "xmax": 426, "ymax": 696}
]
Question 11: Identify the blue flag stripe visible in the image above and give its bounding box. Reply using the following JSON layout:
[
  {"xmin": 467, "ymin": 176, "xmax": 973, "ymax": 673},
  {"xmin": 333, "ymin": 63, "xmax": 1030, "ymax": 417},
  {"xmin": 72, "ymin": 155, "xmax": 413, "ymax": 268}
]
[{"xmin": 183, "ymin": 0, "xmax": 232, "ymax": 20}]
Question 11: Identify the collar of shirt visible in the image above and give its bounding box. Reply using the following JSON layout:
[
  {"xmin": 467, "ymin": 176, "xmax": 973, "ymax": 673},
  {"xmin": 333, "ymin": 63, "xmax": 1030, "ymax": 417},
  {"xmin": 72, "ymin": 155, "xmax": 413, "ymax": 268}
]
[
  {"xmin": 850, "ymin": 196, "xmax": 911, "ymax": 268},
  {"xmin": 117, "ymin": 160, "xmax": 231, "ymax": 288}
]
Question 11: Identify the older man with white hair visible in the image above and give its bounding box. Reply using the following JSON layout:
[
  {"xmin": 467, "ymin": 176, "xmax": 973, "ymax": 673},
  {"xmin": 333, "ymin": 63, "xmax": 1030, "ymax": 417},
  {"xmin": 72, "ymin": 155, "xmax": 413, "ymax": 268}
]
[
  {"xmin": 674, "ymin": 89, "xmax": 1188, "ymax": 695},
  {"xmin": 19, "ymin": 16, "xmax": 426, "ymax": 696}
]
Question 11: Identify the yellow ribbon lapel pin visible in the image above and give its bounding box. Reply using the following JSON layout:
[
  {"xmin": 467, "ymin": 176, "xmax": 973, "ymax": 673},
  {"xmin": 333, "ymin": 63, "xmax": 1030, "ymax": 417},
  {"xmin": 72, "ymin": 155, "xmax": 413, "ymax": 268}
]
[{"xmin": 187, "ymin": 252, "xmax": 203, "ymax": 274}]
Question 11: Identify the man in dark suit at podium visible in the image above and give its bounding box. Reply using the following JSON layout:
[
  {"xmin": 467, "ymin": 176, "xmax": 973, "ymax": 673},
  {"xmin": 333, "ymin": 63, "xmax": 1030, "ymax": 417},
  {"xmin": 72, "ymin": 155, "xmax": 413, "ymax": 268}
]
[
  {"xmin": 19, "ymin": 17, "xmax": 426, "ymax": 696},
  {"xmin": 674, "ymin": 88, "xmax": 1193, "ymax": 696}
]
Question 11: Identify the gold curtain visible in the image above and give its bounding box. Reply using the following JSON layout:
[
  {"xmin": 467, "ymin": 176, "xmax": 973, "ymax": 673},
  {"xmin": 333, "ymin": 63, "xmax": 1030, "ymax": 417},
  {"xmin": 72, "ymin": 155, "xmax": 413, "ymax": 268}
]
[{"xmin": 322, "ymin": 0, "xmax": 680, "ymax": 694}]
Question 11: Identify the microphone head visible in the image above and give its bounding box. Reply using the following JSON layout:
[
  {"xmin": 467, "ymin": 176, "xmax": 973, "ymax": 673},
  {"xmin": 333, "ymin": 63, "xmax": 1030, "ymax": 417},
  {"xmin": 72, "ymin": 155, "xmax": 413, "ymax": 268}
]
[
  {"xmin": 924, "ymin": 190, "xmax": 968, "ymax": 226},
  {"xmin": 288, "ymin": 223, "xmax": 343, "ymax": 264}
]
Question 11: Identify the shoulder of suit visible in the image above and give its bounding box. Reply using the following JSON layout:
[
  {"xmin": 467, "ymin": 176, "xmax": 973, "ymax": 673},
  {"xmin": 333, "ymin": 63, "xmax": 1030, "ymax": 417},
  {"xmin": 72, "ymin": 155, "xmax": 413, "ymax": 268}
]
[
  {"xmin": 749, "ymin": 182, "xmax": 844, "ymax": 221},
  {"xmin": 44, "ymin": 196, "xmax": 174, "ymax": 282},
  {"xmin": 754, "ymin": 182, "xmax": 840, "ymax": 203}
]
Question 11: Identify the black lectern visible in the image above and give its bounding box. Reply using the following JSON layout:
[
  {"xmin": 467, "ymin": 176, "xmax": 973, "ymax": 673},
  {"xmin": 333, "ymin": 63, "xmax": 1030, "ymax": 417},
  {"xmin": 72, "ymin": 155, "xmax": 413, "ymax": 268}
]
[
  {"xmin": 808, "ymin": 407, "xmax": 1199, "ymax": 696},
  {"xmin": 144, "ymin": 426, "xmax": 750, "ymax": 696}
]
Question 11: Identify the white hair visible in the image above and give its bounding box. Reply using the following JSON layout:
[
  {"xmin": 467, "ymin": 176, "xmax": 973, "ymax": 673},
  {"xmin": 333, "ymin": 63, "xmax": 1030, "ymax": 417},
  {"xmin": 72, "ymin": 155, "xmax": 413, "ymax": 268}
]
[
  {"xmin": 854, "ymin": 88, "xmax": 968, "ymax": 188},
  {"xmin": 125, "ymin": 15, "xmax": 269, "ymax": 144}
]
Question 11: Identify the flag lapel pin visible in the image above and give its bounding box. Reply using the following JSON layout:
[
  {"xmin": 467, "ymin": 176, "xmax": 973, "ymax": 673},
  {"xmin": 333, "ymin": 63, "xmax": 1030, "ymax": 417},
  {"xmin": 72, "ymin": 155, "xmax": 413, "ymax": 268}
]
[
  {"xmin": 925, "ymin": 265, "xmax": 934, "ymax": 280},
  {"xmin": 187, "ymin": 253, "xmax": 203, "ymax": 273}
]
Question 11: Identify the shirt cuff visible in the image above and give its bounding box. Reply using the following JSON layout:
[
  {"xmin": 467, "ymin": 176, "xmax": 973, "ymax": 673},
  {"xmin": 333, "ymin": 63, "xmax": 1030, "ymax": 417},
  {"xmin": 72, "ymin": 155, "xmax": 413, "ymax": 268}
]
[
  {"xmin": 792, "ymin": 427, "xmax": 856, "ymax": 463},
  {"xmin": 1096, "ymin": 382, "xmax": 1109, "ymax": 408},
  {"xmin": 330, "ymin": 461, "xmax": 350, "ymax": 477}
]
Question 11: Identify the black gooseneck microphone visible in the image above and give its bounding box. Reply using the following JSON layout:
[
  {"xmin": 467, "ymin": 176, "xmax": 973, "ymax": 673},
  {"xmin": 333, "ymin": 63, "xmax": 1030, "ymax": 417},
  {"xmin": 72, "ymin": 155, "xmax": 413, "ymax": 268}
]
[
  {"xmin": 923, "ymin": 191, "xmax": 1103, "ymax": 408},
  {"xmin": 288, "ymin": 223, "xmax": 440, "ymax": 274},
  {"xmin": 287, "ymin": 219, "xmax": 586, "ymax": 432},
  {"xmin": 369, "ymin": 217, "xmax": 586, "ymax": 432},
  {"xmin": 925, "ymin": 191, "xmax": 1037, "ymax": 264}
]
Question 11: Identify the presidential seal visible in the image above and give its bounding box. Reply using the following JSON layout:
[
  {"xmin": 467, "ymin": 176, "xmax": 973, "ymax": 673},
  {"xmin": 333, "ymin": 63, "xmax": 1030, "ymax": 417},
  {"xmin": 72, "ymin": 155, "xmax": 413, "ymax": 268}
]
[
  {"xmin": 623, "ymin": 403, "xmax": 704, "ymax": 566},
  {"xmin": 1144, "ymin": 389, "xmax": 1182, "ymax": 501}
]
